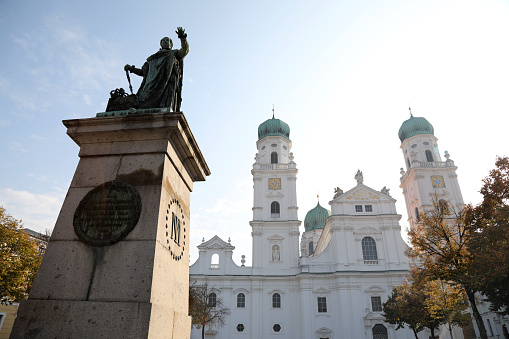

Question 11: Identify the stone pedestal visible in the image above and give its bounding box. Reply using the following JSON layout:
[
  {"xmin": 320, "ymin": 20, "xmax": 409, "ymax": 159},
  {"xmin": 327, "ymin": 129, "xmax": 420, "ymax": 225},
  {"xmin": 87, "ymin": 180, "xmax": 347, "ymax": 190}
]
[{"xmin": 11, "ymin": 112, "xmax": 209, "ymax": 339}]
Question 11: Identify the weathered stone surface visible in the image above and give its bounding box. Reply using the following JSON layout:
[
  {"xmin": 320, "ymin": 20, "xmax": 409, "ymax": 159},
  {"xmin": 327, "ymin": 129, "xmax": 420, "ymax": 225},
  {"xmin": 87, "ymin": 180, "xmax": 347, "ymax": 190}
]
[
  {"xmin": 11, "ymin": 112, "xmax": 209, "ymax": 339},
  {"xmin": 10, "ymin": 300, "xmax": 153, "ymax": 339}
]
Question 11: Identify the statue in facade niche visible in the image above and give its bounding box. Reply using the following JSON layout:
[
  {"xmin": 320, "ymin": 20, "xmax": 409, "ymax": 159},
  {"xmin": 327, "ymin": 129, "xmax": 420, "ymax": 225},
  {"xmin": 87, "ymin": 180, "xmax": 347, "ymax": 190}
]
[{"xmin": 105, "ymin": 27, "xmax": 189, "ymax": 112}]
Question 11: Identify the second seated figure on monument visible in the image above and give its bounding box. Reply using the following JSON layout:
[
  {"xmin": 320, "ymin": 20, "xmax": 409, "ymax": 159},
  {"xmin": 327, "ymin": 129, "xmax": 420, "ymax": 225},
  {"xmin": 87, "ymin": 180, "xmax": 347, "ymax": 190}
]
[{"xmin": 106, "ymin": 27, "xmax": 189, "ymax": 112}]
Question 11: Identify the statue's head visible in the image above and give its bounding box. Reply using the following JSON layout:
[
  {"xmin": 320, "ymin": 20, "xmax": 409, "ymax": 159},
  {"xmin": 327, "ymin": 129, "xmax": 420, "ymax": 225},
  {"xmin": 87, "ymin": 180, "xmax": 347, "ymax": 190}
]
[{"xmin": 160, "ymin": 37, "xmax": 173, "ymax": 50}]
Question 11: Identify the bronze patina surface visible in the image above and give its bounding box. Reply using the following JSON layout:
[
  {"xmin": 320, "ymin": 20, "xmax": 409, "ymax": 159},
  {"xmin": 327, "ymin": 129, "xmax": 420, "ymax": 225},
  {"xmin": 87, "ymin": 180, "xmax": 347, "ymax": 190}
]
[{"xmin": 73, "ymin": 180, "xmax": 142, "ymax": 246}]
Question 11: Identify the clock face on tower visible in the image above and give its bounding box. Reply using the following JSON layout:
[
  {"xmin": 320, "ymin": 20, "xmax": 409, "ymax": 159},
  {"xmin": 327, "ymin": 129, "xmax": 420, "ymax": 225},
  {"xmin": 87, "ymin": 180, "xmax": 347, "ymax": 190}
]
[
  {"xmin": 268, "ymin": 178, "xmax": 281, "ymax": 190},
  {"xmin": 431, "ymin": 175, "xmax": 446, "ymax": 188}
]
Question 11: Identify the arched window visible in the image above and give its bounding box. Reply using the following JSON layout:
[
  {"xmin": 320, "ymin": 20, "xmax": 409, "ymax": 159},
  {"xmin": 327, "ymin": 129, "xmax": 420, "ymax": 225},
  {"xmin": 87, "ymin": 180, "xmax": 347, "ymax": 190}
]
[
  {"xmin": 425, "ymin": 150, "xmax": 434, "ymax": 162},
  {"xmin": 308, "ymin": 241, "xmax": 314, "ymax": 255},
  {"xmin": 415, "ymin": 207, "xmax": 420, "ymax": 222},
  {"xmin": 271, "ymin": 152, "xmax": 278, "ymax": 164},
  {"xmin": 211, "ymin": 253, "xmax": 219, "ymax": 269},
  {"xmin": 208, "ymin": 292, "xmax": 217, "ymax": 307},
  {"xmin": 372, "ymin": 324, "xmax": 388, "ymax": 339},
  {"xmin": 272, "ymin": 293, "xmax": 281, "ymax": 308},
  {"xmin": 237, "ymin": 293, "xmax": 245, "ymax": 308},
  {"xmin": 271, "ymin": 201, "xmax": 280, "ymax": 218},
  {"xmin": 361, "ymin": 237, "xmax": 378, "ymax": 263},
  {"xmin": 406, "ymin": 157, "xmax": 411, "ymax": 169}
]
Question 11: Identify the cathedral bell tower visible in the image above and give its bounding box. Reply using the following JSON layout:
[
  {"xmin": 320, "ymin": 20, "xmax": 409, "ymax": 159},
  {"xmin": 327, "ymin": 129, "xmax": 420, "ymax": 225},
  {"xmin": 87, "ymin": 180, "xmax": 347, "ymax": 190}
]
[
  {"xmin": 398, "ymin": 112, "xmax": 465, "ymax": 230},
  {"xmin": 250, "ymin": 115, "xmax": 301, "ymax": 274}
]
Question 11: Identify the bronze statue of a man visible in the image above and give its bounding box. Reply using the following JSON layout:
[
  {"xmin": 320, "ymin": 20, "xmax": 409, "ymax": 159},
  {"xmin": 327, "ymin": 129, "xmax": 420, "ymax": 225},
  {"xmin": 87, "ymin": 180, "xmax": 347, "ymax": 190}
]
[{"xmin": 124, "ymin": 27, "xmax": 189, "ymax": 111}]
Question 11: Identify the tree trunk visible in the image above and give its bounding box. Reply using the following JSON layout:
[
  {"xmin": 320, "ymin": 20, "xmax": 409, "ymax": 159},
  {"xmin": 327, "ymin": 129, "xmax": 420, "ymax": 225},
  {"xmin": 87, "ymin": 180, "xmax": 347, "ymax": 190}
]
[
  {"xmin": 448, "ymin": 322, "xmax": 454, "ymax": 339},
  {"xmin": 430, "ymin": 327, "xmax": 436, "ymax": 339},
  {"xmin": 465, "ymin": 288, "xmax": 488, "ymax": 339},
  {"xmin": 202, "ymin": 326, "xmax": 205, "ymax": 339},
  {"xmin": 412, "ymin": 328, "xmax": 420, "ymax": 339}
]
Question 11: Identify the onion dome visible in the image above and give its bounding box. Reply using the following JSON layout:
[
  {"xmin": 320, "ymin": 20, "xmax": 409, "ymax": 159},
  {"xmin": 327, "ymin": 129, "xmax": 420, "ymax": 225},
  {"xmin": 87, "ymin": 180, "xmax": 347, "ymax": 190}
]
[
  {"xmin": 398, "ymin": 115, "xmax": 434, "ymax": 142},
  {"xmin": 258, "ymin": 116, "xmax": 290, "ymax": 141},
  {"xmin": 304, "ymin": 202, "xmax": 331, "ymax": 232}
]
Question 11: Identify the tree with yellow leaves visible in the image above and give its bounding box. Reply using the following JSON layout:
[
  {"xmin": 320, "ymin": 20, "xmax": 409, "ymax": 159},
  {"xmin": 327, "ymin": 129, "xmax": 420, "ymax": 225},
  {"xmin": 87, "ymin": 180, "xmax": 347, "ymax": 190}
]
[{"xmin": 0, "ymin": 206, "xmax": 43, "ymax": 304}]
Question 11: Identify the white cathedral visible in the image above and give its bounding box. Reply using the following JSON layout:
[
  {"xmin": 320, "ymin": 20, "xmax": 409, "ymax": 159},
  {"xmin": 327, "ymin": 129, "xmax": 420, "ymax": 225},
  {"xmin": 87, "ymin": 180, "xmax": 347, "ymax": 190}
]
[{"xmin": 189, "ymin": 114, "xmax": 468, "ymax": 339}]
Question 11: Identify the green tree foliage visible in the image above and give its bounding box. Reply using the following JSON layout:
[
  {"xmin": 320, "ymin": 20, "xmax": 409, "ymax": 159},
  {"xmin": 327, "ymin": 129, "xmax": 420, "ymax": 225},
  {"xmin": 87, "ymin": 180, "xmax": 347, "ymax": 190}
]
[
  {"xmin": 408, "ymin": 195, "xmax": 489, "ymax": 337},
  {"xmin": 464, "ymin": 156, "xmax": 509, "ymax": 315},
  {"xmin": 383, "ymin": 268, "xmax": 448, "ymax": 339},
  {"xmin": 424, "ymin": 279, "xmax": 470, "ymax": 339},
  {"xmin": 0, "ymin": 206, "xmax": 43, "ymax": 304},
  {"xmin": 189, "ymin": 282, "xmax": 230, "ymax": 339}
]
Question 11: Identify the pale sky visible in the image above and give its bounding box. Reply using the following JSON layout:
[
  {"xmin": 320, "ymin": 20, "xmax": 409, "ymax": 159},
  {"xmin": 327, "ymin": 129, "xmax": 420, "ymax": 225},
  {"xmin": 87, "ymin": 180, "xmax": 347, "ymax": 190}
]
[{"xmin": 1, "ymin": 0, "xmax": 508, "ymax": 265}]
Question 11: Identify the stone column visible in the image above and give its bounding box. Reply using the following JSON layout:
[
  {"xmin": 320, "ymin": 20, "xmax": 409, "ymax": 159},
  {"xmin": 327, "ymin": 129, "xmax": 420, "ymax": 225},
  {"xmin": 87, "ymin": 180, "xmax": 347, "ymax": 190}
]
[{"xmin": 11, "ymin": 112, "xmax": 209, "ymax": 339}]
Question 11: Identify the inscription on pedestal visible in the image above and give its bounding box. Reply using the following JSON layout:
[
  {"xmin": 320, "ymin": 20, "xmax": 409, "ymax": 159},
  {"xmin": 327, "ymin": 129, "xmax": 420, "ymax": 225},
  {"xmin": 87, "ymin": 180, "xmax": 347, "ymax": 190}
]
[
  {"xmin": 166, "ymin": 198, "xmax": 187, "ymax": 261},
  {"xmin": 73, "ymin": 180, "xmax": 142, "ymax": 247}
]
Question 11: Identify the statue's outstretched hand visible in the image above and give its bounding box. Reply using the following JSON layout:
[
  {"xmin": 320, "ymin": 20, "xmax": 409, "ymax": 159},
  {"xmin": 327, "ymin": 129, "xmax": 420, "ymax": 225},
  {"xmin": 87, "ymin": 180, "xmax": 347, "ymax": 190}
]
[
  {"xmin": 124, "ymin": 64, "xmax": 134, "ymax": 72},
  {"xmin": 176, "ymin": 27, "xmax": 187, "ymax": 39}
]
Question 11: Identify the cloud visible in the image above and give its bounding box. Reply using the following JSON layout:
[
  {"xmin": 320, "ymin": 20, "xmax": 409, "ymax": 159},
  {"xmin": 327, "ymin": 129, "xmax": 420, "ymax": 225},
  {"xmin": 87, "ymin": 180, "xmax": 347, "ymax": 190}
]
[
  {"xmin": 10, "ymin": 141, "xmax": 27, "ymax": 153},
  {"xmin": 29, "ymin": 134, "xmax": 46, "ymax": 141},
  {"xmin": 0, "ymin": 188, "xmax": 64, "ymax": 233}
]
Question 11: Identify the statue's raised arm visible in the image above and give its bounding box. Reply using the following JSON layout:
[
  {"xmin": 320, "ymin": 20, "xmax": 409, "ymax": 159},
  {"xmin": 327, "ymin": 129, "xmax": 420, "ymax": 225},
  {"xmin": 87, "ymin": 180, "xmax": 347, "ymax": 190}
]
[{"xmin": 106, "ymin": 27, "xmax": 189, "ymax": 113}]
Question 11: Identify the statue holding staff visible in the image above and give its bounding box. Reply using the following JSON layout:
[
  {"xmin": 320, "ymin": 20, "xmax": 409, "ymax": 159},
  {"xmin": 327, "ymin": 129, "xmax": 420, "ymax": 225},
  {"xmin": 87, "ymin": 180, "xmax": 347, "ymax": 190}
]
[{"xmin": 106, "ymin": 27, "xmax": 189, "ymax": 112}]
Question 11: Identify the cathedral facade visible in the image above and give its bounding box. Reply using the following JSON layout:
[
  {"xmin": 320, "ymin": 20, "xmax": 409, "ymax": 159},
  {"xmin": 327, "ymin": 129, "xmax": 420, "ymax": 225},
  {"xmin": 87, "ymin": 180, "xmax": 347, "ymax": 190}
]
[{"xmin": 189, "ymin": 115, "xmax": 467, "ymax": 339}]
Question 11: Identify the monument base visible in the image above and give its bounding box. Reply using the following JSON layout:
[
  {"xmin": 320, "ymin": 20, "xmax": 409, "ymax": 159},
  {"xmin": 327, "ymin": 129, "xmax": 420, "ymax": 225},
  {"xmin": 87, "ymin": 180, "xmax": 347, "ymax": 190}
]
[
  {"xmin": 10, "ymin": 112, "xmax": 209, "ymax": 339},
  {"xmin": 10, "ymin": 299, "xmax": 191, "ymax": 339}
]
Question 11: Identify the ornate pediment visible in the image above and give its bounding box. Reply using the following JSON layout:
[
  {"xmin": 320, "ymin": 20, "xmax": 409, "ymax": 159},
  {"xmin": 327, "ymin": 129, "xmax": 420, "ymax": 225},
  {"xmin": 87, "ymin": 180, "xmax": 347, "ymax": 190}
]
[
  {"xmin": 266, "ymin": 191, "xmax": 284, "ymax": 198},
  {"xmin": 345, "ymin": 188, "xmax": 380, "ymax": 201},
  {"xmin": 198, "ymin": 235, "xmax": 235, "ymax": 250},
  {"xmin": 366, "ymin": 285, "xmax": 385, "ymax": 294},
  {"xmin": 267, "ymin": 234, "xmax": 284, "ymax": 241}
]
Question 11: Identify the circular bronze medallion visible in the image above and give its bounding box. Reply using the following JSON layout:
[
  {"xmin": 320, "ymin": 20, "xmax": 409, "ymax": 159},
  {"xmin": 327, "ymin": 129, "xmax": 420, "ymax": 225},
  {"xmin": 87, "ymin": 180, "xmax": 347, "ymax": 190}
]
[
  {"xmin": 73, "ymin": 180, "xmax": 142, "ymax": 247},
  {"xmin": 165, "ymin": 198, "xmax": 187, "ymax": 261}
]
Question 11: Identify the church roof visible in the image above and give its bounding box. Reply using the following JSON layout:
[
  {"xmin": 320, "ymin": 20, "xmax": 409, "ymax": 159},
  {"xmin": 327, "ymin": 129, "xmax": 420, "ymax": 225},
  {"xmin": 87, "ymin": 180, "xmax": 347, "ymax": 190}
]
[
  {"xmin": 398, "ymin": 115, "xmax": 434, "ymax": 142},
  {"xmin": 304, "ymin": 202, "xmax": 330, "ymax": 232},
  {"xmin": 258, "ymin": 116, "xmax": 290, "ymax": 141}
]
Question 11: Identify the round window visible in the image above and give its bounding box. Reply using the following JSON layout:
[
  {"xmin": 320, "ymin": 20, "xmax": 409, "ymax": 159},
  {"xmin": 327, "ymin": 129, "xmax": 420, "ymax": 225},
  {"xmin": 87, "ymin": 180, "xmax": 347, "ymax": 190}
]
[
  {"xmin": 271, "ymin": 144, "xmax": 277, "ymax": 147},
  {"xmin": 411, "ymin": 144, "xmax": 417, "ymax": 148}
]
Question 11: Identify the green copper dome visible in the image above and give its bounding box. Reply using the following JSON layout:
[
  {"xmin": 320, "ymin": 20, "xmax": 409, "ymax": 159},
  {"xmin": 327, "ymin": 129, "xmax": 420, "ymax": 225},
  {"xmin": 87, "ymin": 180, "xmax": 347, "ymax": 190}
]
[
  {"xmin": 258, "ymin": 117, "xmax": 290, "ymax": 141},
  {"xmin": 304, "ymin": 202, "xmax": 331, "ymax": 232},
  {"xmin": 398, "ymin": 115, "xmax": 434, "ymax": 142}
]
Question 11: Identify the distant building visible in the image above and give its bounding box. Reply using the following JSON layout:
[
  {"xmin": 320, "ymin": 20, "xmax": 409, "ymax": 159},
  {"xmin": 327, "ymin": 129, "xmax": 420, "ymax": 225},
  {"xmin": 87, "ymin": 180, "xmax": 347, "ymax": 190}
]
[
  {"xmin": 190, "ymin": 115, "xmax": 473, "ymax": 338},
  {"xmin": 24, "ymin": 229, "xmax": 50, "ymax": 255}
]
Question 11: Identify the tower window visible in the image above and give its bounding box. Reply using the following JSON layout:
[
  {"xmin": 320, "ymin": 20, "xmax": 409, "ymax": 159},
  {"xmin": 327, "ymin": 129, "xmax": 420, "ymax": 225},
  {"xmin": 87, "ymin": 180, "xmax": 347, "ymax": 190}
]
[
  {"xmin": 438, "ymin": 199, "xmax": 450, "ymax": 215},
  {"xmin": 308, "ymin": 241, "xmax": 314, "ymax": 255},
  {"xmin": 236, "ymin": 324, "xmax": 245, "ymax": 332},
  {"xmin": 317, "ymin": 297, "xmax": 327, "ymax": 313},
  {"xmin": 237, "ymin": 293, "xmax": 245, "ymax": 308},
  {"xmin": 271, "ymin": 152, "xmax": 278, "ymax": 164},
  {"xmin": 272, "ymin": 293, "xmax": 281, "ymax": 308},
  {"xmin": 415, "ymin": 207, "xmax": 420, "ymax": 222},
  {"xmin": 355, "ymin": 205, "xmax": 363, "ymax": 212},
  {"xmin": 365, "ymin": 205, "xmax": 372, "ymax": 212},
  {"xmin": 361, "ymin": 237, "xmax": 378, "ymax": 263},
  {"xmin": 271, "ymin": 201, "xmax": 280, "ymax": 218},
  {"xmin": 208, "ymin": 293, "xmax": 217, "ymax": 307},
  {"xmin": 425, "ymin": 150, "xmax": 434, "ymax": 162},
  {"xmin": 371, "ymin": 296, "xmax": 382, "ymax": 312},
  {"xmin": 406, "ymin": 157, "xmax": 411, "ymax": 169}
]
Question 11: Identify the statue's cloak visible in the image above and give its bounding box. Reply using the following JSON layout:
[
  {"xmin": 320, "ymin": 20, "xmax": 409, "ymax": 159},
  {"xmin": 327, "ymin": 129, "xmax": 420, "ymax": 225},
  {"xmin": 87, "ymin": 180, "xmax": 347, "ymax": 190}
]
[{"xmin": 137, "ymin": 49, "xmax": 182, "ymax": 110}]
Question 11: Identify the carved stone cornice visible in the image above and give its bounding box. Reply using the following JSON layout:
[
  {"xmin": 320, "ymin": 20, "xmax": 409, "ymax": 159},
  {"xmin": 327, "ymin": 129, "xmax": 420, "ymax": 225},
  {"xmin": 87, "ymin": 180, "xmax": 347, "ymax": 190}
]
[{"xmin": 251, "ymin": 231, "xmax": 263, "ymax": 237}]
